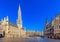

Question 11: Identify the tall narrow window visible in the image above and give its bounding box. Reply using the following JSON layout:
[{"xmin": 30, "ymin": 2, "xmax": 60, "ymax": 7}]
[{"xmin": 59, "ymin": 25, "xmax": 60, "ymax": 28}]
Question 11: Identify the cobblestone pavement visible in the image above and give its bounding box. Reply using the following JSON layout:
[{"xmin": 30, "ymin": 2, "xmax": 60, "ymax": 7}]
[{"xmin": 0, "ymin": 37, "xmax": 60, "ymax": 42}]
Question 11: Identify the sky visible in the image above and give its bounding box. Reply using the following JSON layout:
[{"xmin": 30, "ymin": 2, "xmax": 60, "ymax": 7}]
[{"xmin": 0, "ymin": 0, "xmax": 60, "ymax": 32}]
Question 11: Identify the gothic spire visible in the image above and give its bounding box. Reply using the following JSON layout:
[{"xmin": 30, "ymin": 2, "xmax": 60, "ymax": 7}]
[
  {"xmin": 46, "ymin": 18, "xmax": 48, "ymax": 25},
  {"xmin": 17, "ymin": 4, "xmax": 22, "ymax": 29}
]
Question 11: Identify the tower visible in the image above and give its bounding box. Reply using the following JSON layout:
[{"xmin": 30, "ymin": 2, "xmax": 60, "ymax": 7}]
[
  {"xmin": 5, "ymin": 16, "xmax": 9, "ymax": 34},
  {"xmin": 46, "ymin": 18, "xmax": 48, "ymax": 25},
  {"xmin": 17, "ymin": 4, "xmax": 22, "ymax": 29}
]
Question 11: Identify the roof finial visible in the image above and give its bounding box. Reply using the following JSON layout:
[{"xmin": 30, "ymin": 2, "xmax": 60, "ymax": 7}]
[{"xmin": 19, "ymin": 4, "xmax": 20, "ymax": 11}]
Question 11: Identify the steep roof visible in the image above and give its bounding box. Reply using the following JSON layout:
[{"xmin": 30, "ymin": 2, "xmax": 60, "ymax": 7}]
[{"xmin": 8, "ymin": 22, "xmax": 18, "ymax": 28}]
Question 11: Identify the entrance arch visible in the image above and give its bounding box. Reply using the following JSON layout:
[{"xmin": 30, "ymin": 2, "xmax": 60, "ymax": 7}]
[{"xmin": 3, "ymin": 31, "xmax": 5, "ymax": 37}]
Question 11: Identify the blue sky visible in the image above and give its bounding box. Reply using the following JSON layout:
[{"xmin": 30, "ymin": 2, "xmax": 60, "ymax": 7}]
[{"xmin": 0, "ymin": 0, "xmax": 60, "ymax": 32}]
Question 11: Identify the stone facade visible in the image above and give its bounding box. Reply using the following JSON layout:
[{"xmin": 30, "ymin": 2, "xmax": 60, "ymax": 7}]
[
  {"xmin": 44, "ymin": 14, "xmax": 60, "ymax": 38},
  {"xmin": 26, "ymin": 31, "xmax": 43, "ymax": 37},
  {"xmin": 0, "ymin": 4, "xmax": 26, "ymax": 38}
]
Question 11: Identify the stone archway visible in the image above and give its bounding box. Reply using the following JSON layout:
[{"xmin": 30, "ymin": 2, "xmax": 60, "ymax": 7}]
[{"xmin": 3, "ymin": 31, "xmax": 5, "ymax": 37}]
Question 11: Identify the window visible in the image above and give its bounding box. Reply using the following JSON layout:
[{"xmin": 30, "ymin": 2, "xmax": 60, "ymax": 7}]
[
  {"xmin": 59, "ymin": 25, "xmax": 60, "ymax": 28},
  {"xmin": 55, "ymin": 20, "xmax": 58, "ymax": 24},
  {"xmin": 58, "ymin": 16, "xmax": 60, "ymax": 24},
  {"xmin": 46, "ymin": 26, "xmax": 48, "ymax": 29}
]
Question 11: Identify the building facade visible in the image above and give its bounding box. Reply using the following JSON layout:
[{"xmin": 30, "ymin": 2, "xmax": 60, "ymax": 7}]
[
  {"xmin": 44, "ymin": 14, "xmax": 60, "ymax": 38},
  {"xmin": 0, "ymin": 5, "xmax": 26, "ymax": 38},
  {"xmin": 26, "ymin": 31, "xmax": 43, "ymax": 37}
]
